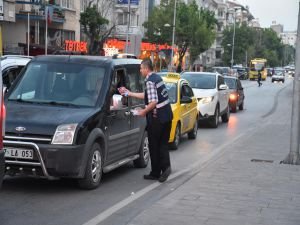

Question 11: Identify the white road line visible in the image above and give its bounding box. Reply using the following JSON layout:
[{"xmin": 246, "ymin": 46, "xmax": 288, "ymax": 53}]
[{"xmin": 82, "ymin": 122, "xmax": 262, "ymax": 225}]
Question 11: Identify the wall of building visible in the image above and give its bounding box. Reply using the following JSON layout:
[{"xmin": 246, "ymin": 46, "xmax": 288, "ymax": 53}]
[
  {"xmin": 62, "ymin": 4, "xmax": 81, "ymax": 40},
  {"xmin": 2, "ymin": 21, "xmax": 27, "ymax": 46}
]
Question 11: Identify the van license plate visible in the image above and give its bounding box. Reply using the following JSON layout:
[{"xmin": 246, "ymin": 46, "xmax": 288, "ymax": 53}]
[{"xmin": 4, "ymin": 147, "xmax": 33, "ymax": 159}]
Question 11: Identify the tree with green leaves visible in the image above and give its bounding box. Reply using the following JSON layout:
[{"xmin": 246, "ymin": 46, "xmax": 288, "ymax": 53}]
[
  {"xmin": 80, "ymin": 1, "xmax": 115, "ymax": 55},
  {"xmin": 143, "ymin": 0, "xmax": 217, "ymax": 72},
  {"xmin": 222, "ymin": 25, "xmax": 294, "ymax": 67}
]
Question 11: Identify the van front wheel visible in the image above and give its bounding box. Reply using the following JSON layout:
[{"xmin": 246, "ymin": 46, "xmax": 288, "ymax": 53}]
[
  {"xmin": 134, "ymin": 132, "xmax": 150, "ymax": 168},
  {"xmin": 78, "ymin": 143, "xmax": 103, "ymax": 190}
]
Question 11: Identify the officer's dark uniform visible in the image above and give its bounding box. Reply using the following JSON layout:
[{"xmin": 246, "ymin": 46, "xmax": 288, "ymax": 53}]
[{"xmin": 144, "ymin": 73, "xmax": 173, "ymax": 178}]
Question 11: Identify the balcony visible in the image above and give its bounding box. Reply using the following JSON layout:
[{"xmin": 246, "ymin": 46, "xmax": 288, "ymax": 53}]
[
  {"xmin": 16, "ymin": 1, "xmax": 65, "ymax": 23},
  {"xmin": 115, "ymin": 25, "xmax": 141, "ymax": 36},
  {"xmin": 115, "ymin": 0, "xmax": 139, "ymax": 11}
]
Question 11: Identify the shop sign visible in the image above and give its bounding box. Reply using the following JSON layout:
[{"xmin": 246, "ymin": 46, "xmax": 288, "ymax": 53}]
[
  {"xmin": 117, "ymin": 0, "xmax": 139, "ymax": 5},
  {"xmin": 65, "ymin": 40, "xmax": 88, "ymax": 53},
  {"xmin": 103, "ymin": 47, "xmax": 119, "ymax": 56}
]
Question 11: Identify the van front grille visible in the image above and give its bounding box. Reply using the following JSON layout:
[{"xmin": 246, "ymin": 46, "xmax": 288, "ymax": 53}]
[{"xmin": 5, "ymin": 133, "xmax": 52, "ymax": 144}]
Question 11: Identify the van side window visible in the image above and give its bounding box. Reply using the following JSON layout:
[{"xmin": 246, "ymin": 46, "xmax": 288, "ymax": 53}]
[
  {"xmin": 110, "ymin": 69, "xmax": 128, "ymax": 110},
  {"xmin": 127, "ymin": 65, "xmax": 144, "ymax": 106},
  {"xmin": 3, "ymin": 66, "xmax": 24, "ymax": 89}
]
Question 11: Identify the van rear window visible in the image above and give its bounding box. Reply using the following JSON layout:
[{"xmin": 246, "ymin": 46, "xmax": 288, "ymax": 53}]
[{"xmin": 8, "ymin": 62, "xmax": 106, "ymax": 107}]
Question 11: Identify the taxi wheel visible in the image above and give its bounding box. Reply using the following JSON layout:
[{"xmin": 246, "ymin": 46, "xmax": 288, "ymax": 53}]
[
  {"xmin": 134, "ymin": 132, "xmax": 150, "ymax": 168},
  {"xmin": 188, "ymin": 118, "xmax": 198, "ymax": 139},
  {"xmin": 169, "ymin": 124, "xmax": 181, "ymax": 150},
  {"xmin": 78, "ymin": 143, "xmax": 103, "ymax": 190}
]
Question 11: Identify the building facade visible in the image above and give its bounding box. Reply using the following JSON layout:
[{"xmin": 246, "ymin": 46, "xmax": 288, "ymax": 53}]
[
  {"xmin": 1, "ymin": 0, "xmax": 81, "ymax": 55},
  {"xmin": 270, "ymin": 21, "xmax": 284, "ymax": 35},
  {"xmin": 280, "ymin": 31, "xmax": 297, "ymax": 48}
]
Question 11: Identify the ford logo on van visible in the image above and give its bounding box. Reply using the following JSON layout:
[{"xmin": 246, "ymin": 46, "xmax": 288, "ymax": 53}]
[{"xmin": 15, "ymin": 126, "xmax": 26, "ymax": 132}]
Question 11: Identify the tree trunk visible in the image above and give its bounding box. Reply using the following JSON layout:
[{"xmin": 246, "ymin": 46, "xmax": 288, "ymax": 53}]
[{"xmin": 177, "ymin": 44, "xmax": 188, "ymax": 73}]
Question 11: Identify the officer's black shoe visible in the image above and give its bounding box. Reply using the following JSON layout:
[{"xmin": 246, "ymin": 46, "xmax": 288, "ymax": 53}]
[
  {"xmin": 143, "ymin": 174, "xmax": 159, "ymax": 180},
  {"xmin": 158, "ymin": 167, "xmax": 171, "ymax": 183}
]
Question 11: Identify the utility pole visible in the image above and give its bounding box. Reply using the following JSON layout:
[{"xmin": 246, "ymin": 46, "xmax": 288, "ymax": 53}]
[
  {"xmin": 125, "ymin": 0, "xmax": 131, "ymax": 53},
  {"xmin": 170, "ymin": 0, "xmax": 177, "ymax": 71},
  {"xmin": 283, "ymin": 1, "xmax": 300, "ymax": 165}
]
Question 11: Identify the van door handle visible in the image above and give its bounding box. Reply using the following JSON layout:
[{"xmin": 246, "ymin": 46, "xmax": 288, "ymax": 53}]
[{"xmin": 125, "ymin": 111, "xmax": 131, "ymax": 116}]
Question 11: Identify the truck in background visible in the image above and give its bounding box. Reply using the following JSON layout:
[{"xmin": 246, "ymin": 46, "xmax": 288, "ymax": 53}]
[{"xmin": 249, "ymin": 58, "xmax": 267, "ymax": 81}]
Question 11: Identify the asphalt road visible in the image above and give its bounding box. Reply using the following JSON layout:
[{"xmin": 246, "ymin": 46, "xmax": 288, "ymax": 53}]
[{"xmin": 0, "ymin": 75, "xmax": 293, "ymax": 225}]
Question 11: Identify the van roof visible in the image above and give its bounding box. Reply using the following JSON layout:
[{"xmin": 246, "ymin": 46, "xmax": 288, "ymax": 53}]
[{"xmin": 32, "ymin": 55, "xmax": 142, "ymax": 66}]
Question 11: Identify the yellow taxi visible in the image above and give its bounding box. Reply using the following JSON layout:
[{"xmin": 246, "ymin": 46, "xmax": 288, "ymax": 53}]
[{"xmin": 162, "ymin": 73, "xmax": 198, "ymax": 150}]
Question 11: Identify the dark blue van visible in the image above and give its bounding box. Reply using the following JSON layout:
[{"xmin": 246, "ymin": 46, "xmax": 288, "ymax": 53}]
[{"xmin": 4, "ymin": 55, "xmax": 149, "ymax": 189}]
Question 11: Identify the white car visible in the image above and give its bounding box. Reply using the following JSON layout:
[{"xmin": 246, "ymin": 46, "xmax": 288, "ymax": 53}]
[
  {"xmin": 1, "ymin": 55, "xmax": 32, "ymax": 89},
  {"xmin": 272, "ymin": 71, "xmax": 285, "ymax": 83},
  {"xmin": 181, "ymin": 72, "xmax": 230, "ymax": 128}
]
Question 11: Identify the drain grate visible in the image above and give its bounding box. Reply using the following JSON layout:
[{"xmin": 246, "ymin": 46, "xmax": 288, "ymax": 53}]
[{"xmin": 251, "ymin": 159, "xmax": 274, "ymax": 163}]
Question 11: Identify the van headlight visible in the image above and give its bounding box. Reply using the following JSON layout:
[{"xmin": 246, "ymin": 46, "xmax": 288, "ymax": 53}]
[
  {"xmin": 199, "ymin": 96, "xmax": 214, "ymax": 104},
  {"xmin": 52, "ymin": 124, "xmax": 78, "ymax": 145}
]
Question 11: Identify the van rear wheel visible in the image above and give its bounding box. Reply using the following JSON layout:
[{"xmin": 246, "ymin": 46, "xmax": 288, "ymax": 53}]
[{"xmin": 78, "ymin": 143, "xmax": 102, "ymax": 190}]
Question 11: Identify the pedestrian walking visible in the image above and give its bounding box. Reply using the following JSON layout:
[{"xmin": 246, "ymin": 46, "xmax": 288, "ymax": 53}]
[
  {"xmin": 257, "ymin": 70, "xmax": 262, "ymax": 87},
  {"xmin": 119, "ymin": 58, "xmax": 173, "ymax": 182}
]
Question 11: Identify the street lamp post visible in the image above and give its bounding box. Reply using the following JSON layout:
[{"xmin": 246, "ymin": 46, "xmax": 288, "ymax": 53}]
[
  {"xmin": 125, "ymin": 0, "xmax": 131, "ymax": 53},
  {"xmin": 230, "ymin": 7, "xmax": 241, "ymax": 68},
  {"xmin": 170, "ymin": 0, "xmax": 177, "ymax": 71}
]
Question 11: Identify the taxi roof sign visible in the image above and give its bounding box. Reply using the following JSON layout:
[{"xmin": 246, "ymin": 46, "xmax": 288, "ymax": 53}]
[{"xmin": 166, "ymin": 72, "xmax": 180, "ymax": 79}]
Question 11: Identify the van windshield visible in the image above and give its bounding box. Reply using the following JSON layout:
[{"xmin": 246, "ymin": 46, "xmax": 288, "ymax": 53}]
[{"xmin": 8, "ymin": 61, "xmax": 106, "ymax": 107}]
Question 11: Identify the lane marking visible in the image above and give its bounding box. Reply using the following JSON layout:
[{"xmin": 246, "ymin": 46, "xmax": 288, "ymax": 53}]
[{"xmin": 82, "ymin": 122, "xmax": 262, "ymax": 225}]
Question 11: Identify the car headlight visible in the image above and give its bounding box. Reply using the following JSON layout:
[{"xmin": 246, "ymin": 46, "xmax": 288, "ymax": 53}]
[
  {"xmin": 198, "ymin": 96, "xmax": 214, "ymax": 104},
  {"xmin": 52, "ymin": 123, "xmax": 78, "ymax": 145}
]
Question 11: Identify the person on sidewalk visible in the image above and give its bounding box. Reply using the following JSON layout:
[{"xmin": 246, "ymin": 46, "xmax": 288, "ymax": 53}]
[
  {"xmin": 119, "ymin": 58, "xmax": 173, "ymax": 183},
  {"xmin": 257, "ymin": 70, "xmax": 262, "ymax": 87}
]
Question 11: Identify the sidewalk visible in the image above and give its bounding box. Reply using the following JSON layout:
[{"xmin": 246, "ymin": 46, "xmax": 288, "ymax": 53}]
[{"xmin": 127, "ymin": 111, "xmax": 300, "ymax": 224}]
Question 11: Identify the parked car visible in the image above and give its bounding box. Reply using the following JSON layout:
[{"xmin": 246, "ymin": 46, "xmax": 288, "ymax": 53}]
[
  {"xmin": 1, "ymin": 55, "xmax": 32, "ymax": 89},
  {"xmin": 272, "ymin": 70, "xmax": 285, "ymax": 83},
  {"xmin": 181, "ymin": 72, "xmax": 230, "ymax": 128},
  {"xmin": 4, "ymin": 55, "xmax": 149, "ymax": 189},
  {"xmin": 224, "ymin": 76, "xmax": 245, "ymax": 112},
  {"xmin": 0, "ymin": 63, "xmax": 5, "ymax": 189},
  {"xmin": 233, "ymin": 66, "xmax": 248, "ymax": 80},
  {"xmin": 162, "ymin": 73, "xmax": 198, "ymax": 150},
  {"xmin": 211, "ymin": 66, "xmax": 231, "ymax": 76},
  {"xmin": 288, "ymin": 68, "xmax": 295, "ymax": 77},
  {"xmin": 112, "ymin": 53, "xmax": 137, "ymax": 59}
]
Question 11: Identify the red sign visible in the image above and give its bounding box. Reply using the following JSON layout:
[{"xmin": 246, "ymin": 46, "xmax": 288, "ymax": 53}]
[{"xmin": 65, "ymin": 40, "xmax": 88, "ymax": 53}]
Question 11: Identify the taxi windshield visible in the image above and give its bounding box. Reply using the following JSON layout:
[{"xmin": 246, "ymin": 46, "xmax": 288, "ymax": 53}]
[
  {"xmin": 8, "ymin": 62, "xmax": 106, "ymax": 107},
  {"xmin": 164, "ymin": 82, "xmax": 177, "ymax": 104}
]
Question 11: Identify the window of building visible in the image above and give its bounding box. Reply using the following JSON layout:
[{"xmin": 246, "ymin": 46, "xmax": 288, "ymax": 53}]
[
  {"xmin": 216, "ymin": 50, "xmax": 221, "ymax": 59},
  {"xmin": 117, "ymin": 13, "xmax": 127, "ymax": 25},
  {"xmin": 60, "ymin": 0, "xmax": 74, "ymax": 9},
  {"xmin": 218, "ymin": 10, "xmax": 223, "ymax": 18}
]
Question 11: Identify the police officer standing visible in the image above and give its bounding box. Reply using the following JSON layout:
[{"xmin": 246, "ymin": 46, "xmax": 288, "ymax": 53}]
[{"xmin": 119, "ymin": 58, "xmax": 173, "ymax": 182}]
